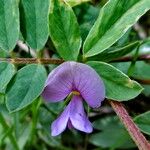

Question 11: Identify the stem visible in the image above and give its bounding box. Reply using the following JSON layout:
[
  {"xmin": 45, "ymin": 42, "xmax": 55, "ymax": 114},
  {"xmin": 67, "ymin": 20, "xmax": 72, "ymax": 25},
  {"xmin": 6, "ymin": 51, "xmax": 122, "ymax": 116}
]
[
  {"xmin": 112, "ymin": 54, "xmax": 150, "ymax": 62},
  {"xmin": 0, "ymin": 54, "xmax": 150, "ymax": 64},
  {"xmin": 0, "ymin": 113, "xmax": 20, "ymax": 150},
  {"xmin": 14, "ymin": 112, "xmax": 19, "ymax": 139},
  {"xmin": 109, "ymin": 100, "xmax": 150, "ymax": 150},
  {"xmin": 29, "ymin": 99, "xmax": 41, "ymax": 145},
  {"xmin": 133, "ymin": 78, "xmax": 150, "ymax": 85},
  {"xmin": 0, "ymin": 58, "xmax": 64, "ymax": 64},
  {"xmin": 83, "ymin": 134, "xmax": 89, "ymax": 150}
]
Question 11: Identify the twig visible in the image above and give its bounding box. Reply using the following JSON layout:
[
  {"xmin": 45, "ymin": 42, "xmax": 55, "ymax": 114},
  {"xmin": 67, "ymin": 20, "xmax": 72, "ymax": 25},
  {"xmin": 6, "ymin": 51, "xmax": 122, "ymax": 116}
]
[
  {"xmin": 112, "ymin": 54, "xmax": 150, "ymax": 62},
  {"xmin": 109, "ymin": 100, "xmax": 150, "ymax": 150},
  {"xmin": 0, "ymin": 54, "xmax": 150, "ymax": 65},
  {"xmin": 133, "ymin": 78, "xmax": 150, "ymax": 85},
  {"xmin": 0, "ymin": 58, "xmax": 64, "ymax": 65}
]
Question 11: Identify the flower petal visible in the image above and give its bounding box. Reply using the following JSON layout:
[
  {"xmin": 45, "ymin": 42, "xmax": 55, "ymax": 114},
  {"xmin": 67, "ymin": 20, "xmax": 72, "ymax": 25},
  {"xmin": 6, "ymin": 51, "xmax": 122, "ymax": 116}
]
[
  {"xmin": 42, "ymin": 62, "xmax": 73, "ymax": 102},
  {"xmin": 72, "ymin": 62, "xmax": 105, "ymax": 108},
  {"xmin": 42, "ymin": 61, "xmax": 105, "ymax": 106},
  {"xmin": 51, "ymin": 104, "xmax": 70, "ymax": 136},
  {"xmin": 70, "ymin": 96, "xmax": 93, "ymax": 133}
]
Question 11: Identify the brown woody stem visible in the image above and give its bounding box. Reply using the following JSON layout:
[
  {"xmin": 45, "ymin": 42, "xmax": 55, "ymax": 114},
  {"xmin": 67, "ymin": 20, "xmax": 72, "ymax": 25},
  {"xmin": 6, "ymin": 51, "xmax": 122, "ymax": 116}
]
[
  {"xmin": 133, "ymin": 78, "xmax": 150, "ymax": 85},
  {"xmin": 0, "ymin": 54, "xmax": 150, "ymax": 65},
  {"xmin": 109, "ymin": 100, "xmax": 150, "ymax": 150},
  {"xmin": 0, "ymin": 58, "xmax": 64, "ymax": 64},
  {"xmin": 112, "ymin": 54, "xmax": 150, "ymax": 62}
]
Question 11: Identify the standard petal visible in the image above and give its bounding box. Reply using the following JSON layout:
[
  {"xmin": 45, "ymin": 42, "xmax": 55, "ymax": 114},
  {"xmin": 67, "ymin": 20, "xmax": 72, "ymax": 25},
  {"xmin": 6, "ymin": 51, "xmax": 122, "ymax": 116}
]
[
  {"xmin": 70, "ymin": 96, "xmax": 93, "ymax": 133},
  {"xmin": 51, "ymin": 104, "xmax": 70, "ymax": 136},
  {"xmin": 42, "ymin": 62, "xmax": 73, "ymax": 102},
  {"xmin": 72, "ymin": 62, "xmax": 105, "ymax": 108}
]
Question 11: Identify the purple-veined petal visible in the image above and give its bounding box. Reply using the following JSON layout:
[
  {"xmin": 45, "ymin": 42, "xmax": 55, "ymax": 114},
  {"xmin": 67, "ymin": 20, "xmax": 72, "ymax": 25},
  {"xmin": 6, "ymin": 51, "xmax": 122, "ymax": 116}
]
[
  {"xmin": 70, "ymin": 96, "xmax": 93, "ymax": 133},
  {"xmin": 42, "ymin": 61, "xmax": 105, "ymax": 107},
  {"xmin": 72, "ymin": 62, "xmax": 105, "ymax": 108},
  {"xmin": 42, "ymin": 62, "xmax": 73, "ymax": 102},
  {"xmin": 51, "ymin": 104, "xmax": 70, "ymax": 136}
]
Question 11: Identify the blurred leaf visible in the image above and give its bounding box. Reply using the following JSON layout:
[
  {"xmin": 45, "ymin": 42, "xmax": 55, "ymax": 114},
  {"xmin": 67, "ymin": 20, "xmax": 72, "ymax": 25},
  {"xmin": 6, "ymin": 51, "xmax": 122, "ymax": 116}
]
[
  {"xmin": 88, "ymin": 41, "xmax": 139, "ymax": 62},
  {"xmin": 18, "ymin": 123, "xmax": 31, "ymax": 150},
  {"xmin": 6, "ymin": 64, "xmax": 47, "ymax": 112},
  {"xmin": 45, "ymin": 102, "xmax": 64, "ymax": 115},
  {"xmin": 89, "ymin": 129, "xmax": 135, "ymax": 149},
  {"xmin": 142, "ymin": 85, "xmax": 150, "ymax": 97},
  {"xmin": 0, "ymin": 62, "xmax": 15, "ymax": 94},
  {"xmin": 49, "ymin": 0, "xmax": 81, "ymax": 60},
  {"xmin": 66, "ymin": 0, "xmax": 91, "ymax": 7},
  {"xmin": 20, "ymin": 0, "xmax": 50, "ymax": 50},
  {"xmin": 83, "ymin": 0, "xmax": 150, "ymax": 57},
  {"xmin": 0, "ymin": 0, "xmax": 19, "ymax": 51},
  {"xmin": 38, "ymin": 107, "xmax": 62, "ymax": 148},
  {"xmin": 88, "ymin": 61, "xmax": 143, "ymax": 101},
  {"xmin": 132, "ymin": 61, "xmax": 150, "ymax": 80},
  {"xmin": 112, "ymin": 62, "xmax": 130, "ymax": 74},
  {"xmin": 39, "ymin": 107, "xmax": 55, "ymax": 127},
  {"xmin": 112, "ymin": 61, "xmax": 150, "ymax": 97},
  {"xmin": 74, "ymin": 4, "xmax": 99, "ymax": 41},
  {"xmin": 90, "ymin": 116, "xmax": 135, "ymax": 149},
  {"xmin": 113, "ymin": 61, "xmax": 150, "ymax": 80},
  {"xmin": 93, "ymin": 116, "xmax": 121, "ymax": 130},
  {"xmin": 134, "ymin": 111, "xmax": 150, "ymax": 135},
  {"xmin": 38, "ymin": 131, "xmax": 62, "ymax": 148}
]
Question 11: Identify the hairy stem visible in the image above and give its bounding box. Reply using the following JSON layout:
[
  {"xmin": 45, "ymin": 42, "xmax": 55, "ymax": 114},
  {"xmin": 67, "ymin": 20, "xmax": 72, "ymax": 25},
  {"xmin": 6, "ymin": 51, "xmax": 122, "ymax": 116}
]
[
  {"xmin": 0, "ymin": 54, "xmax": 150, "ymax": 65},
  {"xmin": 112, "ymin": 54, "xmax": 150, "ymax": 62},
  {"xmin": 109, "ymin": 100, "xmax": 150, "ymax": 150},
  {"xmin": 0, "ymin": 58, "xmax": 64, "ymax": 64}
]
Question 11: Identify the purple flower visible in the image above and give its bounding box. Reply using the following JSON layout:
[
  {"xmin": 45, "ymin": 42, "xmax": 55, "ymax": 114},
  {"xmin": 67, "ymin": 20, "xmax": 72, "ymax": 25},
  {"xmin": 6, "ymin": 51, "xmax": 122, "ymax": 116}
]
[{"xmin": 42, "ymin": 62, "xmax": 105, "ymax": 136}]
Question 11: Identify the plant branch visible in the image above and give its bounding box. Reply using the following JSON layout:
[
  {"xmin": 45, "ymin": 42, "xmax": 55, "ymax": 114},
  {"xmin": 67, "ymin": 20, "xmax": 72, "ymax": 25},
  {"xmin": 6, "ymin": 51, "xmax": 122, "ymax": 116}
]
[
  {"xmin": 0, "ymin": 54, "xmax": 150, "ymax": 65},
  {"xmin": 0, "ymin": 58, "xmax": 64, "ymax": 64},
  {"xmin": 109, "ymin": 100, "xmax": 150, "ymax": 150},
  {"xmin": 133, "ymin": 78, "xmax": 150, "ymax": 85},
  {"xmin": 0, "ymin": 57, "xmax": 150, "ymax": 84},
  {"xmin": 112, "ymin": 54, "xmax": 150, "ymax": 62}
]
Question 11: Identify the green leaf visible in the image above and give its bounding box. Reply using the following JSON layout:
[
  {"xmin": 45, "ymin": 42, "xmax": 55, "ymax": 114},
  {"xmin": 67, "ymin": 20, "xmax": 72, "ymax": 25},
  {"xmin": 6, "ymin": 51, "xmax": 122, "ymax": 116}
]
[
  {"xmin": 132, "ymin": 61, "xmax": 150, "ymax": 80},
  {"xmin": 87, "ymin": 61, "xmax": 143, "ymax": 101},
  {"xmin": 18, "ymin": 123, "xmax": 31, "ymax": 150},
  {"xmin": 88, "ymin": 41, "xmax": 139, "ymax": 62},
  {"xmin": 83, "ymin": 0, "xmax": 150, "ymax": 57},
  {"xmin": 90, "ymin": 116, "xmax": 135, "ymax": 149},
  {"xmin": 75, "ymin": 4, "xmax": 99, "ymax": 42},
  {"xmin": 20, "ymin": 0, "xmax": 50, "ymax": 50},
  {"xmin": 0, "ymin": 0, "xmax": 19, "ymax": 51},
  {"xmin": 0, "ymin": 62, "xmax": 15, "ymax": 94},
  {"xmin": 134, "ymin": 111, "xmax": 150, "ymax": 135},
  {"xmin": 93, "ymin": 116, "xmax": 121, "ymax": 131},
  {"xmin": 6, "ymin": 64, "xmax": 47, "ymax": 112},
  {"xmin": 49, "ymin": 0, "xmax": 81, "ymax": 60},
  {"xmin": 90, "ymin": 128, "xmax": 135, "ymax": 149}
]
